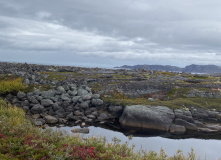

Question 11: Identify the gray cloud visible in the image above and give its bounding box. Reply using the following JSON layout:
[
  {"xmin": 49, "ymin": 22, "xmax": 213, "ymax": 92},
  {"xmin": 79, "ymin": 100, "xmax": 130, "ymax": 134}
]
[{"xmin": 1, "ymin": 0, "xmax": 221, "ymax": 67}]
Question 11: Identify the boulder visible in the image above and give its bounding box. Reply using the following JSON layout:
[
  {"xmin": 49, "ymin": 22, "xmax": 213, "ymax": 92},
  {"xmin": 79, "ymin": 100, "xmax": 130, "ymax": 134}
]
[
  {"xmin": 87, "ymin": 114, "xmax": 96, "ymax": 119},
  {"xmin": 97, "ymin": 113, "xmax": 109, "ymax": 120},
  {"xmin": 82, "ymin": 94, "xmax": 92, "ymax": 101},
  {"xmin": 119, "ymin": 105, "xmax": 174, "ymax": 132},
  {"xmin": 91, "ymin": 94, "xmax": 100, "ymax": 99},
  {"xmin": 41, "ymin": 99, "xmax": 54, "ymax": 107},
  {"xmin": 61, "ymin": 93, "xmax": 71, "ymax": 102},
  {"xmin": 67, "ymin": 90, "xmax": 78, "ymax": 96},
  {"xmin": 108, "ymin": 105, "xmax": 123, "ymax": 117},
  {"xmin": 28, "ymin": 96, "xmax": 39, "ymax": 104},
  {"xmin": 77, "ymin": 89, "xmax": 88, "ymax": 96},
  {"xmin": 72, "ymin": 96, "xmax": 81, "ymax": 103},
  {"xmin": 44, "ymin": 115, "xmax": 58, "ymax": 124},
  {"xmin": 55, "ymin": 109, "xmax": 66, "ymax": 118},
  {"xmin": 91, "ymin": 99, "xmax": 103, "ymax": 106},
  {"xmin": 41, "ymin": 90, "xmax": 56, "ymax": 99},
  {"xmin": 79, "ymin": 101, "xmax": 90, "ymax": 109},
  {"xmin": 17, "ymin": 91, "xmax": 26, "ymax": 99},
  {"xmin": 30, "ymin": 104, "xmax": 46, "ymax": 114},
  {"xmin": 57, "ymin": 86, "xmax": 66, "ymax": 94},
  {"xmin": 32, "ymin": 119, "xmax": 45, "ymax": 126},
  {"xmin": 175, "ymin": 119, "xmax": 197, "ymax": 131}
]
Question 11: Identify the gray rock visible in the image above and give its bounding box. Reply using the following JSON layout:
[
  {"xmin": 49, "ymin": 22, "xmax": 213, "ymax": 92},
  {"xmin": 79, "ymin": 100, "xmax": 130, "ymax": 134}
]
[
  {"xmin": 30, "ymin": 104, "xmax": 46, "ymax": 114},
  {"xmin": 108, "ymin": 105, "xmax": 123, "ymax": 117},
  {"xmin": 169, "ymin": 124, "xmax": 186, "ymax": 134},
  {"xmin": 48, "ymin": 109, "xmax": 55, "ymax": 116},
  {"xmin": 74, "ymin": 111, "xmax": 83, "ymax": 116},
  {"xmin": 62, "ymin": 85, "xmax": 70, "ymax": 91},
  {"xmin": 67, "ymin": 113, "xmax": 81, "ymax": 121},
  {"xmin": 77, "ymin": 89, "xmax": 88, "ymax": 96},
  {"xmin": 27, "ymin": 92, "xmax": 34, "ymax": 98},
  {"xmin": 175, "ymin": 119, "xmax": 197, "ymax": 131},
  {"xmin": 68, "ymin": 90, "xmax": 78, "ymax": 96},
  {"xmin": 33, "ymin": 89, "xmax": 41, "ymax": 96},
  {"xmin": 119, "ymin": 105, "xmax": 174, "ymax": 132},
  {"xmin": 35, "ymin": 96, "xmax": 43, "ymax": 101},
  {"xmin": 32, "ymin": 114, "xmax": 40, "ymax": 119},
  {"xmin": 61, "ymin": 93, "xmax": 71, "ymax": 102},
  {"xmin": 51, "ymin": 97, "xmax": 59, "ymax": 102},
  {"xmin": 71, "ymin": 127, "xmax": 89, "ymax": 134},
  {"xmin": 175, "ymin": 112, "xmax": 194, "ymax": 123},
  {"xmin": 87, "ymin": 114, "xmax": 96, "ymax": 119},
  {"xmin": 91, "ymin": 99, "xmax": 103, "ymax": 106},
  {"xmin": 91, "ymin": 94, "xmax": 100, "ymax": 99},
  {"xmin": 17, "ymin": 91, "xmax": 26, "ymax": 99},
  {"xmin": 82, "ymin": 94, "xmax": 92, "ymax": 101},
  {"xmin": 79, "ymin": 101, "xmax": 90, "ymax": 109},
  {"xmin": 41, "ymin": 99, "xmax": 54, "ymax": 107},
  {"xmin": 23, "ymin": 106, "xmax": 29, "ymax": 112},
  {"xmin": 72, "ymin": 96, "xmax": 81, "ymax": 103},
  {"xmin": 66, "ymin": 106, "xmax": 74, "ymax": 112},
  {"xmin": 41, "ymin": 89, "xmax": 56, "ymax": 99},
  {"xmin": 44, "ymin": 115, "xmax": 58, "ymax": 124},
  {"xmin": 55, "ymin": 109, "xmax": 66, "ymax": 118},
  {"xmin": 97, "ymin": 113, "xmax": 109, "ymax": 120},
  {"xmin": 28, "ymin": 96, "xmax": 39, "ymax": 104},
  {"xmin": 91, "ymin": 111, "xmax": 98, "ymax": 117},
  {"xmin": 21, "ymin": 100, "xmax": 30, "ymax": 107},
  {"xmin": 32, "ymin": 119, "xmax": 45, "ymax": 126},
  {"xmin": 52, "ymin": 103, "xmax": 61, "ymax": 111},
  {"xmin": 57, "ymin": 86, "xmax": 66, "ymax": 94},
  {"xmin": 59, "ymin": 118, "xmax": 68, "ymax": 124}
]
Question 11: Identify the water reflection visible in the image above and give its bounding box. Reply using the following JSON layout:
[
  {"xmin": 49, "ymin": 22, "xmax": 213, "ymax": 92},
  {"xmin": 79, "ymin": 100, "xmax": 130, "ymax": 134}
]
[{"xmin": 51, "ymin": 125, "xmax": 221, "ymax": 160}]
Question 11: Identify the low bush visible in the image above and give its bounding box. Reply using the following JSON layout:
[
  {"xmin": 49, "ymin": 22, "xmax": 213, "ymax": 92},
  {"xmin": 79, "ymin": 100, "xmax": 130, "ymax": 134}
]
[{"xmin": 0, "ymin": 78, "xmax": 26, "ymax": 95}]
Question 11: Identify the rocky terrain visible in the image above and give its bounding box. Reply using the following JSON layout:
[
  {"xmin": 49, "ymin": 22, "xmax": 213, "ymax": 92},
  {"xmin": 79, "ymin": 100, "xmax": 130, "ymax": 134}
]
[
  {"xmin": 117, "ymin": 64, "xmax": 221, "ymax": 74},
  {"xmin": 1, "ymin": 62, "xmax": 221, "ymax": 137}
]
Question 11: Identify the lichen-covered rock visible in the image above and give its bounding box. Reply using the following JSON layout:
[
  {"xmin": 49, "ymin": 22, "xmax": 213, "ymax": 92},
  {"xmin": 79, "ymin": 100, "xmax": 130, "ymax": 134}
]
[{"xmin": 30, "ymin": 104, "xmax": 46, "ymax": 114}]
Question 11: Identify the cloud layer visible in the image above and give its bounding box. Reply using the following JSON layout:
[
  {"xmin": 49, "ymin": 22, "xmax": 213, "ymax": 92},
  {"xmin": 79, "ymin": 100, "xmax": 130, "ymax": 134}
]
[{"xmin": 1, "ymin": 0, "xmax": 221, "ymax": 67}]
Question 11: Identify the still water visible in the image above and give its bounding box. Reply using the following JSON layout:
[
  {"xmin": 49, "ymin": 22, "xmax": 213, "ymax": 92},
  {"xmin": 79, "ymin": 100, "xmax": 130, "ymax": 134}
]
[{"xmin": 52, "ymin": 125, "xmax": 221, "ymax": 160}]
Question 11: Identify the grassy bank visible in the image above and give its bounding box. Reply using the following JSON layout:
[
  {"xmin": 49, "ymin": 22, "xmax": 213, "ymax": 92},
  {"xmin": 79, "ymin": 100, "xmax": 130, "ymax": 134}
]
[{"xmin": 0, "ymin": 99, "xmax": 199, "ymax": 160}]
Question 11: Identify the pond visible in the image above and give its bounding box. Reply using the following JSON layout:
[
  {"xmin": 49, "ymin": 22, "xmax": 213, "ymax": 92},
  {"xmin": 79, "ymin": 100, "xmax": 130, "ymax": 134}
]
[{"xmin": 51, "ymin": 124, "xmax": 221, "ymax": 160}]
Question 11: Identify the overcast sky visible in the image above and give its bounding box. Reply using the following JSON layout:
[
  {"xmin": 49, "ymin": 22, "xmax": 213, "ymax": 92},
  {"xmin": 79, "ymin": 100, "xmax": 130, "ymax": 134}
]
[{"xmin": 1, "ymin": 0, "xmax": 221, "ymax": 68}]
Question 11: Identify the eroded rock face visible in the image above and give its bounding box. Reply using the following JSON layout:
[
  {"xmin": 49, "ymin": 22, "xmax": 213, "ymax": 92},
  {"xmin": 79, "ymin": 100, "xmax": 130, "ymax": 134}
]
[{"xmin": 119, "ymin": 105, "xmax": 174, "ymax": 132}]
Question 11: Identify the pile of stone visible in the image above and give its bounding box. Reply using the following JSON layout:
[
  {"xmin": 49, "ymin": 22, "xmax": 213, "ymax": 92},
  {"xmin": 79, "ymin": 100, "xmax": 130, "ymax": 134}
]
[{"xmin": 6, "ymin": 83, "xmax": 112, "ymax": 126}]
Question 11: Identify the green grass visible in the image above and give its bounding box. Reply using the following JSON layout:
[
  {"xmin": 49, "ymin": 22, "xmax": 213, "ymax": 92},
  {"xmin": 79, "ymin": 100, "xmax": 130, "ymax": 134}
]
[
  {"xmin": 0, "ymin": 77, "xmax": 27, "ymax": 95},
  {"xmin": 0, "ymin": 98, "xmax": 199, "ymax": 159}
]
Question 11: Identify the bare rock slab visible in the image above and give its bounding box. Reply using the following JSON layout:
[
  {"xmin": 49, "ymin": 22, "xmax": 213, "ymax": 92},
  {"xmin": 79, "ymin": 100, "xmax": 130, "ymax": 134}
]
[{"xmin": 119, "ymin": 105, "xmax": 174, "ymax": 132}]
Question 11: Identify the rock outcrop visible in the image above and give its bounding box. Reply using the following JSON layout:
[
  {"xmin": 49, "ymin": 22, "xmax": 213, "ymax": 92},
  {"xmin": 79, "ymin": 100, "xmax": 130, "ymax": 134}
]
[{"xmin": 119, "ymin": 105, "xmax": 174, "ymax": 132}]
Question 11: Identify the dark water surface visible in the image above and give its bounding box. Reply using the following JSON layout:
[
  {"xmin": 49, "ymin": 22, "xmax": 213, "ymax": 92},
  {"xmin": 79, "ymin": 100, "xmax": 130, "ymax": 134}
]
[{"xmin": 51, "ymin": 125, "xmax": 221, "ymax": 160}]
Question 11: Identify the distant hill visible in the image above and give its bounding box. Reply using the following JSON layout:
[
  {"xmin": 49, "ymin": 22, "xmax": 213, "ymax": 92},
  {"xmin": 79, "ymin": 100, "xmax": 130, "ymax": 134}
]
[
  {"xmin": 115, "ymin": 64, "xmax": 221, "ymax": 74},
  {"xmin": 183, "ymin": 64, "xmax": 221, "ymax": 74}
]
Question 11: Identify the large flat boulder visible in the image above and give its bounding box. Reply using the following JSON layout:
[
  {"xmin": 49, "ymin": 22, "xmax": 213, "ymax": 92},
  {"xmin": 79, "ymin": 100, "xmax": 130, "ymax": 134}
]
[{"xmin": 119, "ymin": 105, "xmax": 174, "ymax": 132}]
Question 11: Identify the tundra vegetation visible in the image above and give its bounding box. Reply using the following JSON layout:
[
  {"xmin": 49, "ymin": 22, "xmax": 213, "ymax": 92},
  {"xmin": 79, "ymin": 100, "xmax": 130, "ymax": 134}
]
[
  {"xmin": 1, "ymin": 62, "xmax": 221, "ymax": 159},
  {"xmin": 0, "ymin": 98, "xmax": 198, "ymax": 159}
]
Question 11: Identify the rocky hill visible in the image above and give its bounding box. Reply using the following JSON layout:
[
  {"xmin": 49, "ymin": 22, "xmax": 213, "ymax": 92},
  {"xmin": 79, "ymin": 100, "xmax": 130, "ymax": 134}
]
[{"xmin": 116, "ymin": 64, "xmax": 221, "ymax": 74}]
